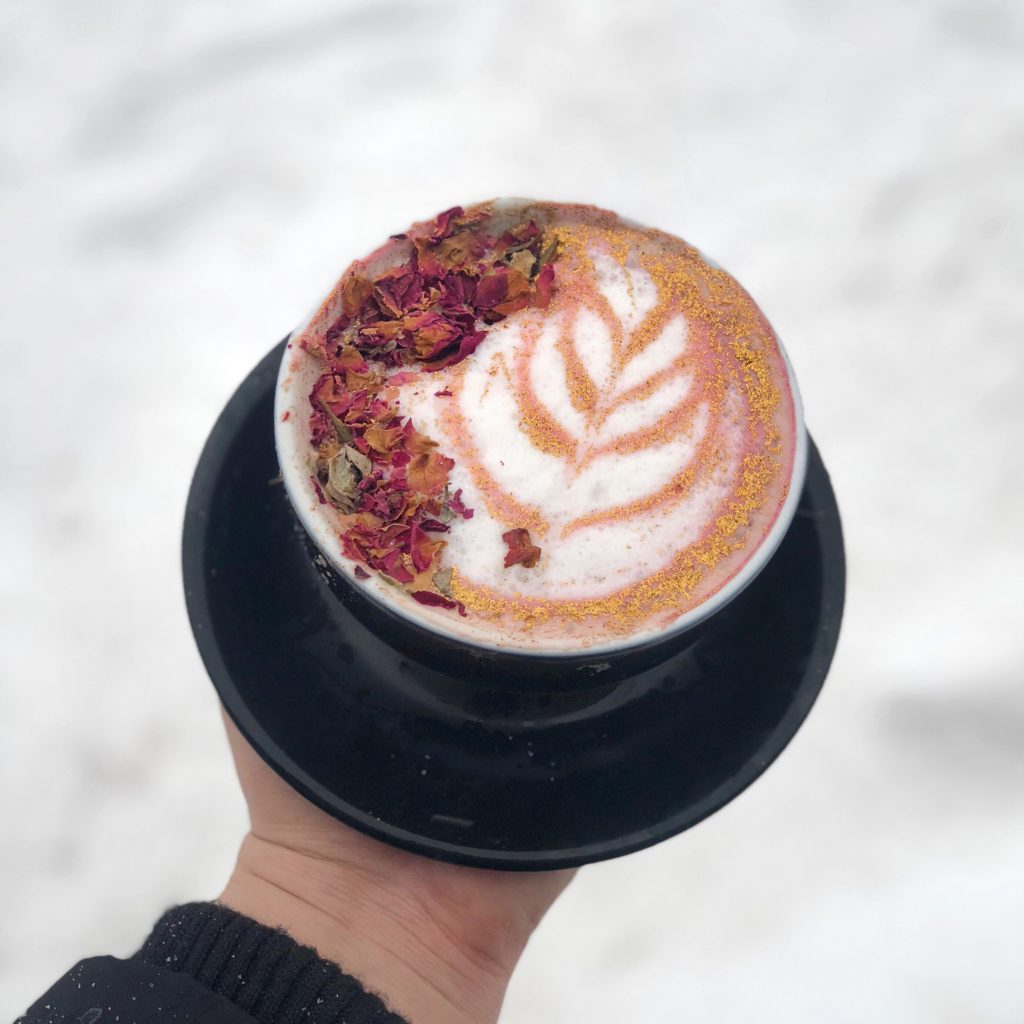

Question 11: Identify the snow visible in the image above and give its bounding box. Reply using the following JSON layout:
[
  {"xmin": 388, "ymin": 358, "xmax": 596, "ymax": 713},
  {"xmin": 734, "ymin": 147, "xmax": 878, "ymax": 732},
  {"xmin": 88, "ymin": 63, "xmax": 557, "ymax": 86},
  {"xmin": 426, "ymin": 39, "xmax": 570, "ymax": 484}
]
[{"xmin": 2, "ymin": 0, "xmax": 1023, "ymax": 1020}]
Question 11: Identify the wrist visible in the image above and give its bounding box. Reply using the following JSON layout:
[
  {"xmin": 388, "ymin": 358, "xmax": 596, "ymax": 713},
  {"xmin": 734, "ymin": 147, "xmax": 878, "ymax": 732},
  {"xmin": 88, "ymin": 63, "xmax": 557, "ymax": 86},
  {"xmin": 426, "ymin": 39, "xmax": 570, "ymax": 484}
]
[{"xmin": 219, "ymin": 834, "xmax": 520, "ymax": 1024}]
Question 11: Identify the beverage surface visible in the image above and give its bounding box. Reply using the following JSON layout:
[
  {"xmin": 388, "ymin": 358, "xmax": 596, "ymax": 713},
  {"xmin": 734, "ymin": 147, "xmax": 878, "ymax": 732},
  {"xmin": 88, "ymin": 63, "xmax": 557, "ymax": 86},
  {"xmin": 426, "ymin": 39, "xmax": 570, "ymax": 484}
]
[{"xmin": 277, "ymin": 200, "xmax": 802, "ymax": 653}]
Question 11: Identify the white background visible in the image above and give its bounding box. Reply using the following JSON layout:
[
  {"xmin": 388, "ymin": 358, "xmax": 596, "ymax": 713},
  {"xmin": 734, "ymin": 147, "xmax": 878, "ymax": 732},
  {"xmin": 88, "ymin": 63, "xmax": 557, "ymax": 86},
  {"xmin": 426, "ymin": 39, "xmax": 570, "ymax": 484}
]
[{"xmin": 2, "ymin": 1, "xmax": 1022, "ymax": 1020}]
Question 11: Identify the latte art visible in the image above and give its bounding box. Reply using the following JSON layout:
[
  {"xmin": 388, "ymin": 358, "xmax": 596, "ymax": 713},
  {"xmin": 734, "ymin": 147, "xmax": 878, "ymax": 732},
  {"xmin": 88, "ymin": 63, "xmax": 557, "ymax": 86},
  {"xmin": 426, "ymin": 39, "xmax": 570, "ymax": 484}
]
[{"xmin": 277, "ymin": 200, "xmax": 805, "ymax": 653}]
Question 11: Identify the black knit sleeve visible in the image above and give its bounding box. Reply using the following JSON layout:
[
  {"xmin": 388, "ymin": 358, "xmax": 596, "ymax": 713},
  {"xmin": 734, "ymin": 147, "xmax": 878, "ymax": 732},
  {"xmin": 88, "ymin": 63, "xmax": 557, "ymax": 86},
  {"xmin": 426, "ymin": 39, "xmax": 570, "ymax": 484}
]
[{"xmin": 16, "ymin": 902, "xmax": 408, "ymax": 1024}]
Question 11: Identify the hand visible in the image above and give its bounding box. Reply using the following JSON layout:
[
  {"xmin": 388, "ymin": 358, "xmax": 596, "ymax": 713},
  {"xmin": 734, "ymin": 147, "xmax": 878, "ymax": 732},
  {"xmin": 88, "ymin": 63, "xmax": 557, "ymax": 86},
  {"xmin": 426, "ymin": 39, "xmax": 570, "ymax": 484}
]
[{"xmin": 218, "ymin": 712, "xmax": 575, "ymax": 1024}]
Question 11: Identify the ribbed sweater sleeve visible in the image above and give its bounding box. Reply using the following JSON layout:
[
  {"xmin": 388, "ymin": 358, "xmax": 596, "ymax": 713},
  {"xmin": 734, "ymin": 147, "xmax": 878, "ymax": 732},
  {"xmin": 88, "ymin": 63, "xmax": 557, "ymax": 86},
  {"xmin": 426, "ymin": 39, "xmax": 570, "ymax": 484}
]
[{"xmin": 17, "ymin": 902, "xmax": 408, "ymax": 1024}]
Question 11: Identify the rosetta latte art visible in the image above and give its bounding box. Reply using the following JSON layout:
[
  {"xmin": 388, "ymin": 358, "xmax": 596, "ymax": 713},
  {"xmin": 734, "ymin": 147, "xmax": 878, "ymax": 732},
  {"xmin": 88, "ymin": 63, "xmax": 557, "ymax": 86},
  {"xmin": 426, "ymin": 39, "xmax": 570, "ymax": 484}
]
[{"xmin": 439, "ymin": 257, "xmax": 731, "ymax": 593}]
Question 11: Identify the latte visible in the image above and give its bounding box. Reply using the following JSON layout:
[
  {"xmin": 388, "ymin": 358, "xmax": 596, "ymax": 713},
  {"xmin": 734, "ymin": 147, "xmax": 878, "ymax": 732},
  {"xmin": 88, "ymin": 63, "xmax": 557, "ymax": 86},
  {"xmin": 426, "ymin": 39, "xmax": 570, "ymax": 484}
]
[{"xmin": 276, "ymin": 200, "xmax": 805, "ymax": 653}]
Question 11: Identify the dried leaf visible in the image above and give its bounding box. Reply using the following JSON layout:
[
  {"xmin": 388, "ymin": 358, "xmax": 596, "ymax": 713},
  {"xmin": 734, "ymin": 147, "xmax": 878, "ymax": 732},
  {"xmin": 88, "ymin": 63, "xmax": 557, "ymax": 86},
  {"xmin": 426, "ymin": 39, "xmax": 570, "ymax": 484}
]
[
  {"xmin": 506, "ymin": 248, "xmax": 537, "ymax": 279},
  {"xmin": 345, "ymin": 445, "xmax": 373, "ymax": 477},
  {"xmin": 433, "ymin": 566, "xmax": 454, "ymax": 596},
  {"xmin": 537, "ymin": 236, "xmax": 559, "ymax": 267},
  {"xmin": 322, "ymin": 445, "xmax": 373, "ymax": 512},
  {"xmin": 318, "ymin": 398, "xmax": 353, "ymax": 443},
  {"xmin": 325, "ymin": 452, "xmax": 359, "ymax": 511}
]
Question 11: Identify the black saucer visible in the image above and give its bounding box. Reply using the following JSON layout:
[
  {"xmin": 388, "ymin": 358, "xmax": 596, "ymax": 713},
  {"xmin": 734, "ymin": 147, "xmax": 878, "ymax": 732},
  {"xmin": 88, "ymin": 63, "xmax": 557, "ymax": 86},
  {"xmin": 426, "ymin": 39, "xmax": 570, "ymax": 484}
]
[{"xmin": 183, "ymin": 341, "xmax": 845, "ymax": 870}]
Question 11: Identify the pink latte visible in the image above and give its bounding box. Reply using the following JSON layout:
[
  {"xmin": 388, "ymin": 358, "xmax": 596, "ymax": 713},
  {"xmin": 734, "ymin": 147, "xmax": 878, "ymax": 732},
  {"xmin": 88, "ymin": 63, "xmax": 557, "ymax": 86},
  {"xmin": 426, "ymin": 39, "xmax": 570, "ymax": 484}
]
[{"xmin": 277, "ymin": 200, "xmax": 805, "ymax": 654}]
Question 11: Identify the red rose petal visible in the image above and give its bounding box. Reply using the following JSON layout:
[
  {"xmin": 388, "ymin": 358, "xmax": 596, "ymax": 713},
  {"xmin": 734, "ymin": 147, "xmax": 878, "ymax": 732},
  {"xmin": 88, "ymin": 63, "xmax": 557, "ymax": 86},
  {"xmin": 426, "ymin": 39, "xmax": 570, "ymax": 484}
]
[
  {"xmin": 411, "ymin": 590, "xmax": 467, "ymax": 616},
  {"xmin": 450, "ymin": 488, "xmax": 474, "ymax": 519},
  {"xmin": 502, "ymin": 528, "xmax": 542, "ymax": 569},
  {"xmin": 534, "ymin": 263, "xmax": 555, "ymax": 309}
]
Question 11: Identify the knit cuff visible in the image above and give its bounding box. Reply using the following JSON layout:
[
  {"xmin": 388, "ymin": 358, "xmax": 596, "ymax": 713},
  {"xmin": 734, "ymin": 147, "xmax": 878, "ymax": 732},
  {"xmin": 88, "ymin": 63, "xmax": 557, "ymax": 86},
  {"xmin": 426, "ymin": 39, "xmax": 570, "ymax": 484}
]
[{"xmin": 134, "ymin": 902, "xmax": 406, "ymax": 1024}]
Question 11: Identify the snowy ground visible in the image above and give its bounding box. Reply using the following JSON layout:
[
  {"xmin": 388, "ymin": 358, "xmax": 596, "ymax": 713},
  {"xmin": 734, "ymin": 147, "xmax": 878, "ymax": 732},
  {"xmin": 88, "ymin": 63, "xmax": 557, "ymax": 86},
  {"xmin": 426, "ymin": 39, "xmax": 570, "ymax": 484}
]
[{"xmin": 2, "ymin": 1, "xmax": 1023, "ymax": 1020}]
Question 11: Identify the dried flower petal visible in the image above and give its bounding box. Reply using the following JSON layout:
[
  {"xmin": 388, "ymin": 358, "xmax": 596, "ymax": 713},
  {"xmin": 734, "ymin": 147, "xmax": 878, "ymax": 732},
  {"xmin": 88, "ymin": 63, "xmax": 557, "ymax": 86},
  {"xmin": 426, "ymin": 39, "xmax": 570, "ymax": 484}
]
[
  {"xmin": 387, "ymin": 371, "xmax": 419, "ymax": 386},
  {"xmin": 411, "ymin": 590, "xmax": 467, "ymax": 616},
  {"xmin": 496, "ymin": 221, "xmax": 542, "ymax": 251},
  {"xmin": 404, "ymin": 311, "xmax": 462, "ymax": 360},
  {"xmin": 502, "ymin": 528, "xmax": 542, "ymax": 569},
  {"xmin": 449, "ymin": 488, "xmax": 474, "ymax": 519},
  {"xmin": 403, "ymin": 426, "xmax": 439, "ymax": 455},
  {"xmin": 364, "ymin": 424, "xmax": 403, "ymax": 453},
  {"xmin": 377, "ymin": 549, "xmax": 415, "ymax": 584},
  {"xmin": 407, "ymin": 451, "xmax": 455, "ymax": 496},
  {"xmin": 421, "ymin": 330, "xmax": 486, "ymax": 372},
  {"xmin": 341, "ymin": 271, "xmax": 372, "ymax": 316},
  {"xmin": 407, "ymin": 523, "xmax": 443, "ymax": 572},
  {"xmin": 423, "ymin": 206, "xmax": 462, "ymax": 243},
  {"xmin": 534, "ymin": 263, "xmax": 555, "ymax": 309}
]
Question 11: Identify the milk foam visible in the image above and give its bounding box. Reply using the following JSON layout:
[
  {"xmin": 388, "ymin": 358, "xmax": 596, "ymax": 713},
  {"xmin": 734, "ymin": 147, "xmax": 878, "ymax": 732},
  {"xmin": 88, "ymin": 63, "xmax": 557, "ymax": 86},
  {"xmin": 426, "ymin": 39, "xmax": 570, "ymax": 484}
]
[
  {"xmin": 277, "ymin": 200, "xmax": 805, "ymax": 655},
  {"xmin": 400, "ymin": 259, "xmax": 736, "ymax": 599}
]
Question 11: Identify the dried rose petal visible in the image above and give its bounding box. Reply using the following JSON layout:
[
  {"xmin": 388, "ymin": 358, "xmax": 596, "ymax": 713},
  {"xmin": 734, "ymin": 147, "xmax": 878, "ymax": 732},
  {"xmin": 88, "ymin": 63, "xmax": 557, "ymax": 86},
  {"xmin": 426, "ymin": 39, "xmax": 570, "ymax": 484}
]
[
  {"xmin": 341, "ymin": 272, "xmax": 372, "ymax": 316},
  {"xmin": 373, "ymin": 266, "xmax": 423, "ymax": 317},
  {"xmin": 411, "ymin": 590, "xmax": 467, "ymax": 616},
  {"xmin": 423, "ymin": 206, "xmax": 462, "ymax": 243},
  {"xmin": 502, "ymin": 528, "xmax": 541, "ymax": 569},
  {"xmin": 404, "ymin": 311, "xmax": 462, "ymax": 360},
  {"xmin": 496, "ymin": 221, "xmax": 542, "ymax": 250},
  {"xmin": 474, "ymin": 269, "xmax": 509, "ymax": 311},
  {"xmin": 421, "ymin": 330, "xmax": 485, "ymax": 372},
  {"xmin": 407, "ymin": 452, "xmax": 455, "ymax": 496},
  {"xmin": 376, "ymin": 549, "xmax": 415, "ymax": 584},
  {"xmin": 534, "ymin": 263, "xmax": 555, "ymax": 309},
  {"xmin": 449, "ymin": 488, "xmax": 474, "ymax": 519},
  {"xmin": 402, "ymin": 425, "xmax": 438, "ymax": 454},
  {"xmin": 407, "ymin": 523, "xmax": 443, "ymax": 573},
  {"xmin": 364, "ymin": 424, "xmax": 403, "ymax": 453},
  {"xmin": 387, "ymin": 371, "xmax": 419, "ymax": 386},
  {"xmin": 419, "ymin": 518, "xmax": 450, "ymax": 533}
]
